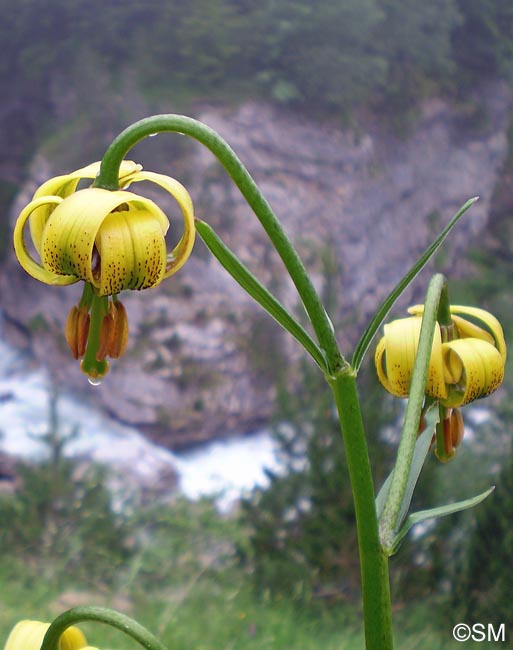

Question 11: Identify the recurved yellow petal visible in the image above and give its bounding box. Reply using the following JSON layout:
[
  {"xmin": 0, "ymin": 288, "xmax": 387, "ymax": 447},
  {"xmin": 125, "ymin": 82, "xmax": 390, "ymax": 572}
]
[
  {"xmin": 450, "ymin": 314, "xmax": 495, "ymax": 345},
  {"xmin": 41, "ymin": 188, "xmax": 128, "ymax": 283},
  {"xmin": 407, "ymin": 305, "xmax": 424, "ymax": 316},
  {"xmin": 129, "ymin": 171, "xmax": 196, "ymax": 276},
  {"xmin": 374, "ymin": 316, "xmax": 447, "ymax": 400},
  {"xmin": 375, "ymin": 335, "xmax": 401, "ymax": 396},
  {"xmin": 390, "ymin": 317, "xmax": 422, "ymax": 397},
  {"xmin": 409, "ymin": 304, "xmax": 507, "ymax": 364},
  {"xmin": 4, "ymin": 620, "xmax": 48, "ymax": 650},
  {"xmin": 4, "ymin": 620, "xmax": 87, "ymax": 650},
  {"xmin": 441, "ymin": 338, "xmax": 504, "ymax": 407},
  {"xmin": 32, "ymin": 160, "xmax": 141, "ymax": 199},
  {"xmin": 95, "ymin": 209, "xmax": 167, "ymax": 294},
  {"xmin": 450, "ymin": 305, "xmax": 507, "ymax": 364},
  {"xmin": 58, "ymin": 626, "xmax": 88, "ymax": 650},
  {"xmin": 13, "ymin": 196, "xmax": 78, "ymax": 286}
]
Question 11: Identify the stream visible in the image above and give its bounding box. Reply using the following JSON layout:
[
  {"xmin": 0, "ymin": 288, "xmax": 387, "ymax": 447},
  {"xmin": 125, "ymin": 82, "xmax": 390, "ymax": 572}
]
[{"xmin": 0, "ymin": 313, "xmax": 279, "ymax": 511}]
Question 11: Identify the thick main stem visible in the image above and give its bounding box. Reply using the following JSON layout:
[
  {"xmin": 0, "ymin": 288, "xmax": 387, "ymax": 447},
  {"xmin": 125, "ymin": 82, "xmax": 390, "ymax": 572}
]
[
  {"xmin": 330, "ymin": 369, "xmax": 394, "ymax": 650},
  {"xmin": 94, "ymin": 114, "xmax": 345, "ymax": 375}
]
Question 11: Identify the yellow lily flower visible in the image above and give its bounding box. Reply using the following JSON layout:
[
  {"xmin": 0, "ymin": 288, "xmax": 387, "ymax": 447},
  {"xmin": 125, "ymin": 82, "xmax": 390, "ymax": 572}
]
[
  {"xmin": 3, "ymin": 620, "xmax": 98, "ymax": 650},
  {"xmin": 375, "ymin": 304, "xmax": 506, "ymax": 408},
  {"xmin": 13, "ymin": 161, "xmax": 196, "ymax": 382},
  {"xmin": 14, "ymin": 161, "xmax": 195, "ymax": 294}
]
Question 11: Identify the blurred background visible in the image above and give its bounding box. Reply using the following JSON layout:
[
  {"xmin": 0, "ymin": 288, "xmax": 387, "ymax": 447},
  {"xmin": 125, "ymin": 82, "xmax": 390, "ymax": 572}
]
[{"xmin": 1, "ymin": 1, "xmax": 513, "ymax": 647}]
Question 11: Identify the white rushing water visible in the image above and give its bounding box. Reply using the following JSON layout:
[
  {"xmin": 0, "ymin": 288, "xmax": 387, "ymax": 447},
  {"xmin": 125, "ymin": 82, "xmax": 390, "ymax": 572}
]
[{"xmin": 0, "ymin": 315, "xmax": 279, "ymax": 510}]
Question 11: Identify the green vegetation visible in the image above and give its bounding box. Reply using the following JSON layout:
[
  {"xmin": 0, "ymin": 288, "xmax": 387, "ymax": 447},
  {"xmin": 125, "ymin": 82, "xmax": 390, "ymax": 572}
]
[
  {"xmin": 4, "ymin": 0, "xmax": 512, "ymax": 119},
  {"xmin": 0, "ymin": 436, "xmax": 487, "ymax": 650},
  {"xmin": 0, "ymin": 375, "xmax": 497, "ymax": 649},
  {"xmin": 1, "ymin": 0, "xmax": 512, "ymax": 173},
  {"xmin": 0, "ymin": 555, "xmax": 469, "ymax": 650}
]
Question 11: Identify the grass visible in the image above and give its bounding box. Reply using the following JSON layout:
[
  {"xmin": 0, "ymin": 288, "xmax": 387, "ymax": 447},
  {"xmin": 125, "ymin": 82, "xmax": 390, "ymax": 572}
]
[
  {"xmin": 0, "ymin": 560, "xmax": 488, "ymax": 650},
  {"xmin": 0, "ymin": 554, "xmax": 364, "ymax": 650},
  {"xmin": 0, "ymin": 449, "xmax": 492, "ymax": 650},
  {"xmin": 0, "ymin": 515, "xmax": 483, "ymax": 650}
]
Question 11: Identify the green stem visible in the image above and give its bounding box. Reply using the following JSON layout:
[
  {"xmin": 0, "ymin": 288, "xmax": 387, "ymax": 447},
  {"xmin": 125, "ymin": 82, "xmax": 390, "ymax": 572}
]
[
  {"xmin": 78, "ymin": 281, "xmax": 94, "ymax": 309},
  {"xmin": 329, "ymin": 369, "xmax": 394, "ymax": 649},
  {"xmin": 94, "ymin": 114, "xmax": 345, "ymax": 375},
  {"xmin": 379, "ymin": 273, "xmax": 447, "ymax": 553},
  {"xmin": 40, "ymin": 606, "xmax": 168, "ymax": 650}
]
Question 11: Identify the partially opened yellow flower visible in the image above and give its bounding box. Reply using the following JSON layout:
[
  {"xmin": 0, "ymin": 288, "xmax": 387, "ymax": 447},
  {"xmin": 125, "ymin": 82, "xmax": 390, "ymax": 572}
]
[
  {"xmin": 375, "ymin": 304, "xmax": 506, "ymax": 408},
  {"xmin": 375, "ymin": 303, "xmax": 506, "ymax": 461},
  {"xmin": 13, "ymin": 161, "xmax": 195, "ymax": 382},
  {"xmin": 3, "ymin": 620, "xmax": 98, "ymax": 650}
]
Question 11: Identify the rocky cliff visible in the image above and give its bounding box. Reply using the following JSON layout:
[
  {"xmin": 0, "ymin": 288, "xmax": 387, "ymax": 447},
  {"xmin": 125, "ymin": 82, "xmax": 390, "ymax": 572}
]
[{"xmin": 1, "ymin": 82, "xmax": 511, "ymax": 449}]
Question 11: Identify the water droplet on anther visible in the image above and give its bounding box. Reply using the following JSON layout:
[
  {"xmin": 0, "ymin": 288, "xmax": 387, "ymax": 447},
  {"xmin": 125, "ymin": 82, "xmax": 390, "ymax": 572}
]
[{"xmin": 88, "ymin": 376, "xmax": 103, "ymax": 386}]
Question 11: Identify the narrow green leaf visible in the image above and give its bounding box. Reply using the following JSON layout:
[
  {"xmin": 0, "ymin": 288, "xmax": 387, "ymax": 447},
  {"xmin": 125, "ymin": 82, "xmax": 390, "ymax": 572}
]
[
  {"xmin": 352, "ymin": 197, "xmax": 478, "ymax": 372},
  {"xmin": 396, "ymin": 407, "xmax": 438, "ymax": 527},
  {"xmin": 391, "ymin": 485, "xmax": 495, "ymax": 554},
  {"xmin": 376, "ymin": 407, "xmax": 438, "ymax": 521},
  {"xmin": 378, "ymin": 274, "xmax": 446, "ymax": 553},
  {"xmin": 196, "ymin": 219, "xmax": 327, "ymax": 371}
]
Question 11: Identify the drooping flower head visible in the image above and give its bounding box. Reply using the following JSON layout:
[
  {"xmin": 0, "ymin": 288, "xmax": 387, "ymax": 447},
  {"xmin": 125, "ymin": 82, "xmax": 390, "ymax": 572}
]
[
  {"xmin": 375, "ymin": 304, "xmax": 506, "ymax": 458},
  {"xmin": 13, "ymin": 161, "xmax": 195, "ymax": 382}
]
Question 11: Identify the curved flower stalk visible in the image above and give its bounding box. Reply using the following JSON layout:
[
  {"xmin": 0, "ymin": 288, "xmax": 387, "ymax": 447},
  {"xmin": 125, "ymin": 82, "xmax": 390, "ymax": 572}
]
[
  {"xmin": 13, "ymin": 161, "xmax": 195, "ymax": 382},
  {"xmin": 3, "ymin": 620, "xmax": 96, "ymax": 650},
  {"xmin": 38, "ymin": 607, "xmax": 168, "ymax": 650}
]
